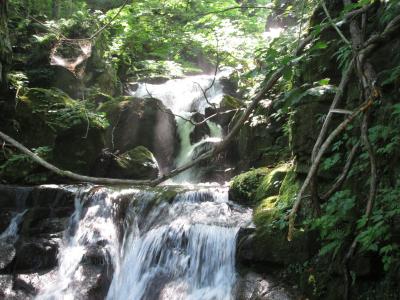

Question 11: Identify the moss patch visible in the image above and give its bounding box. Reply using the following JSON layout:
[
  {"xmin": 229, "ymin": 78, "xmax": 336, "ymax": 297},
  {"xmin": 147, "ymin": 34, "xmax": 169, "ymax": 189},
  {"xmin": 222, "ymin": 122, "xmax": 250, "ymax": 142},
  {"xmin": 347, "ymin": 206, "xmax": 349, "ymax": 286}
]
[
  {"xmin": 253, "ymin": 164, "xmax": 300, "ymax": 229},
  {"xmin": 229, "ymin": 167, "xmax": 270, "ymax": 205}
]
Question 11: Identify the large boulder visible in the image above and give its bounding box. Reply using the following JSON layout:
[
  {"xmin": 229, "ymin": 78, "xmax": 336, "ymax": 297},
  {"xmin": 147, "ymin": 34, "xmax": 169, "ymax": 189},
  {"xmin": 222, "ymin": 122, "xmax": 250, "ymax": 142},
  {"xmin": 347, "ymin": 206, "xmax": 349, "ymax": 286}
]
[
  {"xmin": 237, "ymin": 227, "xmax": 316, "ymax": 266},
  {"xmin": 108, "ymin": 146, "xmax": 159, "ymax": 180},
  {"xmin": 99, "ymin": 97, "xmax": 178, "ymax": 174},
  {"xmin": 229, "ymin": 168, "xmax": 270, "ymax": 206}
]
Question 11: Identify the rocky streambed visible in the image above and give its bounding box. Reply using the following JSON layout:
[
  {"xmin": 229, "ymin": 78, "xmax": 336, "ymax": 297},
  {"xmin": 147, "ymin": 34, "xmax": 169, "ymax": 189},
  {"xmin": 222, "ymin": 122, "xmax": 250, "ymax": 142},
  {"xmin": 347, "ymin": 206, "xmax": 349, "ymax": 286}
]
[{"xmin": 0, "ymin": 184, "xmax": 300, "ymax": 300}]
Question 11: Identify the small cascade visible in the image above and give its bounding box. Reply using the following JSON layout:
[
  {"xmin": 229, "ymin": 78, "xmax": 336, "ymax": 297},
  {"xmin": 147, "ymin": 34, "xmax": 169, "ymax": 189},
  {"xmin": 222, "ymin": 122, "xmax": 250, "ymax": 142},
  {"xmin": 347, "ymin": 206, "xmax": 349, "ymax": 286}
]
[
  {"xmin": 130, "ymin": 72, "xmax": 229, "ymax": 182},
  {"xmin": 36, "ymin": 187, "xmax": 133, "ymax": 300},
  {"xmin": 0, "ymin": 187, "xmax": 30, "ymax": 243},
  {"xmin": 0, "ymin": 209, "xmax": 28, "ymax": 242},
  {"xmin": 132, "ymin": 75, "xmax": 225, "ymax": 115},
  {"xmin": 107, "ymin": 187, "xmax": 252, "ymax": 300}
]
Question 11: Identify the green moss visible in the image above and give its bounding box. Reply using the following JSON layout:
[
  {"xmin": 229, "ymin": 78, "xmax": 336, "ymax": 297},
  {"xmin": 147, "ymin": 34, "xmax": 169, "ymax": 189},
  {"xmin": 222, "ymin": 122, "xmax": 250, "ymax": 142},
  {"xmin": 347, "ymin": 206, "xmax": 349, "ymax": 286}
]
[
  {"xmin": 254, "ymin": 163, "xmax": 291, "ymax": 202},
  {"xmin": 220, "ymin": 95, "xmax": 244, "ymax": 110},
  {"xmin": 110, "ymin": 146, "xmax": 159, "ymax": 180},
  {"xmin": 253, "ymin": 196, "xmax": 279, "ymax": 226},
  {"xmin": 253, "ymin": 164, "xmax": 300, "ymax": 229},
  {"xmin": 229, "ymin": 167, "xmax": 270, "ymax": 205},
  {"xmin": 0, "ymin": 146, "xmax": 52, "ymax": 184}
]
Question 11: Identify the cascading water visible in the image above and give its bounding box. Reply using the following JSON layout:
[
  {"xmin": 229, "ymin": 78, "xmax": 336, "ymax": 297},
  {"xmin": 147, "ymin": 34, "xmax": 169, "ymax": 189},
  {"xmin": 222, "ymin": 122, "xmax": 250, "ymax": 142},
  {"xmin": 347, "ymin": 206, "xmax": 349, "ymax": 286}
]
[
  {"xmin": 36, "ymin": 187, "xmax": 133, "ymax": 300},
  {"xmin": 107, "ymin": 187, "xmax": 252, "ymax": 300},
  {"xmin": 32, "ymin": 70, "xmax": 254, "ymax": 299},
  {"xmin": 131, "ymin": 72, "xmax": 229, "ymax": 182}
]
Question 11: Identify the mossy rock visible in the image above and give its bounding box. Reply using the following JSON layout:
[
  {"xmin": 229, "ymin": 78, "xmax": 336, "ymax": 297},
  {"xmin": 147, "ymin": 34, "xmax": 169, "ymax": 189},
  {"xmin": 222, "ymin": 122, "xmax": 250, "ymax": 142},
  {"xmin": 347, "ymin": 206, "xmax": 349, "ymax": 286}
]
[
  {"xmin": 253, "ymin": 166, "xmax": 300, "ymax": 228},
  {"xmin": 109, "ymin": 146, "xmax": 159, "ymax": 180},
  {"xmin": 229, "ymin": 168, "xmax": 270, "ymax": 206},
  {"xmin": 220, "ymin": 95, "xmax": 244, "ymax": 110},
  {"xmin": 15, "ymin": 88, "xmax": 74, "ymax": 147},
  {"xmin": 254, "ymin": 164, "xmax": 291, "ymax": 202}
]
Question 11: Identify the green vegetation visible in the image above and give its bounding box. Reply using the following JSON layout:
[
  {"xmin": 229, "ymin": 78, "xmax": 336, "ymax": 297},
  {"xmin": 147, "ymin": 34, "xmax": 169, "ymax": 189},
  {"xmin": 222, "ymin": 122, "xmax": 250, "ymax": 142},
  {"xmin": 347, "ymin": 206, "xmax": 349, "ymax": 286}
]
[{"xmin": 1, "ymin": 0, "xmax": 400, "ymax": 298}]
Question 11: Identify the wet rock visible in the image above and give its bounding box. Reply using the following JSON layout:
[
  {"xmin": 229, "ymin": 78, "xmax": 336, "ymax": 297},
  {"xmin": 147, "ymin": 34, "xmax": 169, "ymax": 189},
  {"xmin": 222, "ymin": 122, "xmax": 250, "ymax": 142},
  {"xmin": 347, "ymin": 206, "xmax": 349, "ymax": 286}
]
[
  {"xmin": 99, "ymin": 97, "xmax": 178, "ymax": 174},
  {"xmin": 75, "ymin": 246, "xmax": 114, "ymax": 300},
  {"xmin": 14, "ymin": 238, "xmax": 59, "ymax": 271},
  {"xmin": 190, "ymin": 113, "xmax": 210, "ymax": 144},
  {"xmin": 236, "ymin": 272, "xmax": 297, "ymax": 300},
  {"xmin": 0, "ymin": 275, "xmax": 14, "ymax": 298},
  {"xmin": 0, "ymin": 242, "xmax": 16, "ymax": 270}
]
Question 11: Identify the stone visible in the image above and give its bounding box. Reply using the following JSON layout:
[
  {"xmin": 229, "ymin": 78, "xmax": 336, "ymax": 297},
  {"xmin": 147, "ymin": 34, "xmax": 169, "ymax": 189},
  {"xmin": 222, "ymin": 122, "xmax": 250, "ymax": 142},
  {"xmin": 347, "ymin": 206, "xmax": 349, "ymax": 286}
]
[
  {"xmin": 235, "ymin": 272, "xmax": 298, "ymax": 300},
  {"xmin": 237, "ymin": 228, "xmax": 316, "ymax": 266},
  {"xmin": 0, "ymin": 242, "xmax": 16, "ymax": 270},
  {"xmin": 189, "ymin": 113, "xmax": 210, "ymax": 144},
  {"xmin": 14, "ymin": 238, "xmax": 59, "ymax": 272},
  {"xmin": 99, "ymin": 97, "xmax": 178, "ymax": 174},
  {"xmin": 108, "ymin": 146, "xmax": 159, "ymax": 180},
  {"xmin": 229, "ymin": 168, "xmax": 270, "ymax": 206}
]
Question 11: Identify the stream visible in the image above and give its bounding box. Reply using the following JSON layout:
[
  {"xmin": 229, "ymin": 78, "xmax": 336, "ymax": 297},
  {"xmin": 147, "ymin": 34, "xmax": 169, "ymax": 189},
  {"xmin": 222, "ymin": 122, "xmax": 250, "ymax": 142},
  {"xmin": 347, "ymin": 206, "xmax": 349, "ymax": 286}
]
[{"xmin": 0, "ymin": 73, "xmax": 295, "ymax": 299}]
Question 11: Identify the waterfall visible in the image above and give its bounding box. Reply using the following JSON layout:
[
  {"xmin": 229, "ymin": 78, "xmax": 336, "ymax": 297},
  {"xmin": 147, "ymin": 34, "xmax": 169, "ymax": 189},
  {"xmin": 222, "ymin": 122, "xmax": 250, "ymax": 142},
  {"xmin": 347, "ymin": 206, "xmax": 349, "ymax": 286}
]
[
  {"xmin": 131, "ymin": 73, "xmax": 228, "ymax": 182},
  {"xmin": 107, "ymin": 187, "xmax": 252, "ymax": 300},
  {"xmin": 36, "ymin": 187, "xmax": 136, "ymax": 300},
  {"xmin": 34, "ymin": 186, "xmax": 252, "ymax": 299}
]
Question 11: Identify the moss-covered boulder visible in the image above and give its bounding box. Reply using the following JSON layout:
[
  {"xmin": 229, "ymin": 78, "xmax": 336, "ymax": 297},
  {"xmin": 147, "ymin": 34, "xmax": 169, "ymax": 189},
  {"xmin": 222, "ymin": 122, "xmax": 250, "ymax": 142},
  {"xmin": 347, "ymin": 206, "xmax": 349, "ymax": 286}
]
[
  {"xmin": 229, "ymin": 168, "xmax": 270, "ymax": 206},
  {"xmin": 108, "ymin": 146, "xmax": 159, "ymax": 180},
  {"xmin": 235, "ymin": 165, "xmax": 315, "ymax": 266},
  {"xmin": 253, "ymin": 166, "xmax": 300, "ymax": 227},
  {"xmin": 98, "ymin": 96, "xmax": 178, "ymax": 174},
  {"xmin": 254, "ymin": 164, "xmax": 291, "ymax": 202},
  {"xmin": 220, "ymin": 95, "xmax": 244, "ymax": 110}
]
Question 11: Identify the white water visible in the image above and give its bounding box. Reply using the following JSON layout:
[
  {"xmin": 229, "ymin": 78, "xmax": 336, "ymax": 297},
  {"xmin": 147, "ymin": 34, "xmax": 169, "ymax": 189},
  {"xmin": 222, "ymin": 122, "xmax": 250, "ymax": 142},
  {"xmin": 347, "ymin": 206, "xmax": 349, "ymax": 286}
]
[
  {"xmin": 132, "ymin": 74, "xmax": 225, "ymax": 115},
  {"xmin": 107, "ymin": 187, "xmax": 252, "ymax": 300},
  {"xmin": 0, "ymin": 209, "xmax": 28, "ymax": 242},
  {"xmin": 131, "ymin": 73, "xmax": 227, "ymax": 182},
  {"xmin": 36, "ymin": 187, "xmax": 134, "ymax": 300}
]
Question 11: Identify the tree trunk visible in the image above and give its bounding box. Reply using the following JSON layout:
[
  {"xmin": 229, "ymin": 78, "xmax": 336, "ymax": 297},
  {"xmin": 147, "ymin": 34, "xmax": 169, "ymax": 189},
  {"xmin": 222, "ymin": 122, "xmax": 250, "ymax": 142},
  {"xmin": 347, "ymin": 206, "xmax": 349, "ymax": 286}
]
[{"xmin": 0, "ymin": 0, "xmax": 11, "ymax": 92}]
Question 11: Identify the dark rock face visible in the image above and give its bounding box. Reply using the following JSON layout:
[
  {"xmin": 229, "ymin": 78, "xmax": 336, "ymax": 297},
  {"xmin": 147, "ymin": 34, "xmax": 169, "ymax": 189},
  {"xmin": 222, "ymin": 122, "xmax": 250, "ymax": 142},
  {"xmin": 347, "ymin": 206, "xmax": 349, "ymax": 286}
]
[
  {"xmin": 0, "ymin": 185, "xmax": 75, "ymax": 298},
  {"xmin": 190, "ymin": 113, "xmax": 210, "ymax": 144},
  {"xmin": 102, "ymin": 97, "xmax": 178, "ymax": 174},
  {"xmin": 236, "ymin": 227, "xmax": 317, "ymax": 266}
]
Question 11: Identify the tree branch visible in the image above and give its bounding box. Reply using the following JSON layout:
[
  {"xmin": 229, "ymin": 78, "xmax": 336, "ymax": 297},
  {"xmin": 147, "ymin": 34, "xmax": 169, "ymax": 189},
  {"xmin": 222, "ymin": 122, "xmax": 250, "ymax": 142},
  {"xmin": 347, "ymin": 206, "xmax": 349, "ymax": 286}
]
[
  {"xmin": 288, "ymin": 100, "xmax": 372, "ymax": 241},
  {"xmin": 321, "ymin": 142, "xmax": 359, "ymax": 201}
]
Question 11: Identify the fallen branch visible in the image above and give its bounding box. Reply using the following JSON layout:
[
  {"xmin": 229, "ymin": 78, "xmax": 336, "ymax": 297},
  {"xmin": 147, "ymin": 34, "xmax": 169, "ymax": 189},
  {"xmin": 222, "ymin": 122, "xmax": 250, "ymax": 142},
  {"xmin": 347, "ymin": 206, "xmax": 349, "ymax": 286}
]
[
  {"xmin": 288, "ymin": 100, "xmax": 372, "ymax": 241},
  {"xmin": 0, "ymin": 130, "xmax": 150, "ymax": 186}
]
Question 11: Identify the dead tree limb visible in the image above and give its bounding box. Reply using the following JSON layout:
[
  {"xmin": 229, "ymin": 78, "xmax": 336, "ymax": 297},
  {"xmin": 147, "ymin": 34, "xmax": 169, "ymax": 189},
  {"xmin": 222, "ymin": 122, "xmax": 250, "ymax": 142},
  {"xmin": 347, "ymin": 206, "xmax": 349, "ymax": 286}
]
[{"xmin": 0, "ymin": 130, "xmax": 151, "ymax": 186}]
